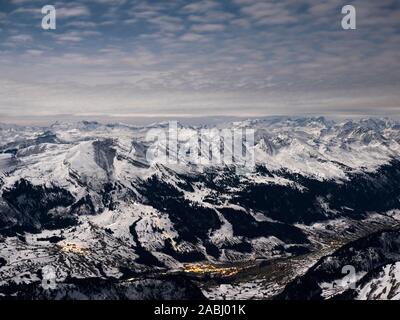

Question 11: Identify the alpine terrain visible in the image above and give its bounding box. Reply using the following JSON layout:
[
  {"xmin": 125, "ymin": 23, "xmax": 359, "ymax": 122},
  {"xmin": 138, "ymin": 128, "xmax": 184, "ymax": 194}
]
[{"xmin": 1, "ymin": 116, "xmax": 400, "ymax": 300}]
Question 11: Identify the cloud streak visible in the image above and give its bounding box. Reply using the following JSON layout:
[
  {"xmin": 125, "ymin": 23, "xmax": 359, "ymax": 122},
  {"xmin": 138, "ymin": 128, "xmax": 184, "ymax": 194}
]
[{"xmin": 0, "ymin": 0, "xmax": 399, "ymax": 120}]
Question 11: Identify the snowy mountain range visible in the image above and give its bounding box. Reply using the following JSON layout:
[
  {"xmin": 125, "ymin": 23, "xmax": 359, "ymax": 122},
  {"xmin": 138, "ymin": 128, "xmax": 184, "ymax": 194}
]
[{"xmin": 1, "ymin": 116, "xmax": 400, "ymax": 300}]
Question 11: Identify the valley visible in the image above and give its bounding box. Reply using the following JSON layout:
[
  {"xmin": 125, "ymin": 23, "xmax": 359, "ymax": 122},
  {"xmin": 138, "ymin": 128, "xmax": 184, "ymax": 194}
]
[{"xmin": 1, "ymin": 117, "xmax": 400, "ymax": 300}]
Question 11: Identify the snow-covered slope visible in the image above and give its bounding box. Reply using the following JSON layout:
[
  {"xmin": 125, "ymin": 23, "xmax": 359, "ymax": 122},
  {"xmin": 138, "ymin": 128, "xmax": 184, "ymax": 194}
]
[
  {"xmin": 277, "ymin": 228, "xmax": 400, "ymax": 300},
  {"xmin": 1, "ymin": 117, "xmax": 400, "ymax": 300},
  {"xmin": 351, "ymin": 262, "xmax": 400, "ymax": 300}
]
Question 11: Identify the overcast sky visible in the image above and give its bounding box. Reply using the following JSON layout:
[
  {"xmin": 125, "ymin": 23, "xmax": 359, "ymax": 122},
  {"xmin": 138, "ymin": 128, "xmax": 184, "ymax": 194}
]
[{"xmin": 0, "ymin": 0, "xmax": 399, "ymax": 122}]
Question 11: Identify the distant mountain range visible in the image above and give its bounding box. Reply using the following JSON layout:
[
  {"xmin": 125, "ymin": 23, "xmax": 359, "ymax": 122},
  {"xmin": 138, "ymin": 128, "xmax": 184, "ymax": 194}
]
[{"xmin": 0, "ymin": 117, "xmax": 400, "ymax": 300}]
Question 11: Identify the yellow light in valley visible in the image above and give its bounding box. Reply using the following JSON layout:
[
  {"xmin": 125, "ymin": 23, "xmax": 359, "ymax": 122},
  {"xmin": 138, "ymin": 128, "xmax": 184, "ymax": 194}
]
[{"xmin": 59, "ymin": 242, "xmax": 87, "ymax": 254}]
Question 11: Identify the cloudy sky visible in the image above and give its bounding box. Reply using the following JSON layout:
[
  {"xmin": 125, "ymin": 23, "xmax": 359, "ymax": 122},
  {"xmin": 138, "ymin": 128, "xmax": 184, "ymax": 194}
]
[{"xmin": 0, "ymin": 0, "xmax": 399, "ymax": 122}]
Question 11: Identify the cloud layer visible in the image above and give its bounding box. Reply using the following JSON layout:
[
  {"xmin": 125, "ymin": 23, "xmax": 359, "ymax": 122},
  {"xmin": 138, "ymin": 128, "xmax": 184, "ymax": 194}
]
[{"xmin": 0, "ymin": 0, "xmax": 399, "ymax": 120}]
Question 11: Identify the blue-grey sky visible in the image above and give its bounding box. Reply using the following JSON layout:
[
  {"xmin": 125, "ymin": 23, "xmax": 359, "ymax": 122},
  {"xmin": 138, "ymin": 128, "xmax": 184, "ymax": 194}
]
[{"xmin": 0, "ymin": 0, "xmax": 399, "ymax": 121}]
